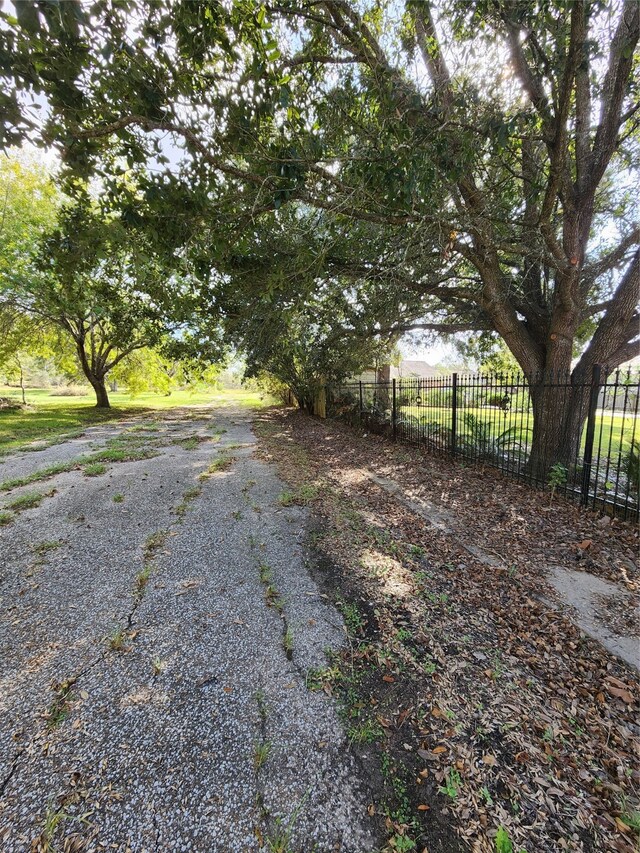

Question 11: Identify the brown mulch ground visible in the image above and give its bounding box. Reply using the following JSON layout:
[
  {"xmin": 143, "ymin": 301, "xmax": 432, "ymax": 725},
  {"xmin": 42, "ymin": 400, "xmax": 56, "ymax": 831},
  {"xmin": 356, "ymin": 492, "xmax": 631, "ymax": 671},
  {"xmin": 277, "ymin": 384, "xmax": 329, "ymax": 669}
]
[{"xmin": 254, "ymin": 408, "xmax": 639, "ymax": 853}]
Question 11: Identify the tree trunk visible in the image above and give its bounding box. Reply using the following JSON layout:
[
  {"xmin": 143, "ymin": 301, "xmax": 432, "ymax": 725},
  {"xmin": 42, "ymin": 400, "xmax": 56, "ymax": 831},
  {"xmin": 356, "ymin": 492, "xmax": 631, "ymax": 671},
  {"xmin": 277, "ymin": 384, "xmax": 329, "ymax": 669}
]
[
  {"xmin": 91, "ymin": 376, "xmax": 111, "ymax": 408},
  {"xmin": 526, "ymin": 378, "xmax": 591, "ymax": 483}
]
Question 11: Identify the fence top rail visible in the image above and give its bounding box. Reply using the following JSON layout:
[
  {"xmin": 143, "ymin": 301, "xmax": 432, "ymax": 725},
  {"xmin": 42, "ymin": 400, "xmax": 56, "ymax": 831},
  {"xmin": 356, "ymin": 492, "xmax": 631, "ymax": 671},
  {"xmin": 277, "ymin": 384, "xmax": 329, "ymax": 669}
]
[{"xmin": 334, "ymin": 368, "xmax": 640, "ymax": 388}]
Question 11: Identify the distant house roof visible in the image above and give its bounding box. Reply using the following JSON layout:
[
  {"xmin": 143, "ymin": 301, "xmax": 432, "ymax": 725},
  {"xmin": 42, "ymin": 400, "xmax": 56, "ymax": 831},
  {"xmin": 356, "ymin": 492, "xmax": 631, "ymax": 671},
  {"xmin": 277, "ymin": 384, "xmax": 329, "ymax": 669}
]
[{"xmin": 391, "ymin": 360, "xmax": 439, "ymax": 379}]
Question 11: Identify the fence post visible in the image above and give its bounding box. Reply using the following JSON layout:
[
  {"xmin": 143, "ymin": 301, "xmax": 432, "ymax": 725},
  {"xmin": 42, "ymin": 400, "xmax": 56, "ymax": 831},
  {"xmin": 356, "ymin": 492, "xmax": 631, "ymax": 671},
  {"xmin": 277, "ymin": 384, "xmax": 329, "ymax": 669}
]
[
  {"xmin": 359, "ymin": 380, "xmax": 363, "ymax": 420},
  {"xmin": 392, "ymin": 378, "xmax": 397, "ymax": 441},
  {"xmin": 451, "ymin": 372, "xmax": 458, "ymax": 457},
  {"xmin": 581, "ymin": 363, "xmax": 602, "ymax": 506}
]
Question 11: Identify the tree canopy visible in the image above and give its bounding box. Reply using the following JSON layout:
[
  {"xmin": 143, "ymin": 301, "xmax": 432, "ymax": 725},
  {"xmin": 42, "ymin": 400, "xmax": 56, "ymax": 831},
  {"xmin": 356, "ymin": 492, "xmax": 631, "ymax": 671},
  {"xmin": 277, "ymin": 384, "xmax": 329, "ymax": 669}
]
[{"xmin": 1, "ymin": 0, "xmax": 638, "ymax": 460}]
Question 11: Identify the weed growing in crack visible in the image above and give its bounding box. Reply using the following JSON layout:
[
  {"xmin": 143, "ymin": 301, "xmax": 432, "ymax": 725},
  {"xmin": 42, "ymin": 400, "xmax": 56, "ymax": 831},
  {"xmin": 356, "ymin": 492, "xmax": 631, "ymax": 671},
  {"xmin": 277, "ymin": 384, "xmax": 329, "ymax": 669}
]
[
  {"xmin": 305, "ymin": 666, "xmax": 342, "ymax": 693},
  {"xmin": 5, "ymin": 489, "xmax": 54, "ymax": 512},
  {"xmin": 108, "ymin": 627, "xmax": 127, "ymax": 651},
  {"xmin": 259, "ymin": 562, "xmax": 272, "ymax": 583},
  {"xmin": 83, "ymin": 462, "xmax": 107, "ymax": 477},
  {"xmin": 134, "ymin": 563, "xmax": 153, "ymax": 598},
  {"xmin": 175, "ymin": 486, "xmax": 202, "ymax": 518},
  {"xmin": 232, "ymin": 509, "xmax": 243, "ymax": 520},
  {"xmin": 45, "ymin": 680, "xmax": 75, "ymax": 728},
  {"xmin": 144, "ymin": 530, "xmax": 169, "ymax": 560},
  {"xmin": 35, "ymin": 799, "xmax": 92, "ymax": 853},
  {"xmin": 113, "ymin": 493, "xmax": 124, "ymax": 503},
  {"xmin": 0, "ymin": 460, "xmax": 78, "ymax": 492},
  {"xmin": 152, "ymin": 656, "xmax": 165, "ymax": 676},
  {"xmin": 199, "ymin": 454, "xmax": 235, "ymax": 478},
  {"xmin": 0, "ymin": 510, "xmax": 13, "ymax": 525},
  {"xmin": 33, "ymin": 540, "xmax": 63, "ymax": 556},
  {"xmin": 255, "ymin": 688, "xmax": 267, "ymax": 716},
  {"xmin": 254, "ymin": 740, "xmax": 272, "ymax": 770},
  {"xmin": 264, "ymin": 795, "xmax": 309, "ymax": 853}
]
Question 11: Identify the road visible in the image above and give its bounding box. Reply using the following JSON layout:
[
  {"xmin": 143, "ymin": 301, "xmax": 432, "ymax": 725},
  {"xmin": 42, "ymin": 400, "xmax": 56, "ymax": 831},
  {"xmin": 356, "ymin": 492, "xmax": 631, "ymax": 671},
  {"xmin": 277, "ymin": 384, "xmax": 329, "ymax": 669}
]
[{"xmin": 0, "ymin": 403, "xmax": 377, "ymax": 852}]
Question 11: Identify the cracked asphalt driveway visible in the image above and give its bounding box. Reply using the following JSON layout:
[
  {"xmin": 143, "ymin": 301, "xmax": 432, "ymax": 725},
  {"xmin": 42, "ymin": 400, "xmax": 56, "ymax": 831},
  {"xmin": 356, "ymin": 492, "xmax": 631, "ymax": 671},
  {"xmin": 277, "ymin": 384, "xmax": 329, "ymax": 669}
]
[{"xmin": 0, "ymin": 403, "xmax": 378, "ymax": 852}]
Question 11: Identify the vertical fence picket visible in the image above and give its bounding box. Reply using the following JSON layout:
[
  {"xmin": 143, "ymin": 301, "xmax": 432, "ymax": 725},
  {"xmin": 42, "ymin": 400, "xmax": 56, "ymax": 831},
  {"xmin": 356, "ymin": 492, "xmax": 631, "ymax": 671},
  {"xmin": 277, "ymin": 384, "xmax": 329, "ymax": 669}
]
[
  {"xmin": 580, "ymin": 364, "xmax": 601, "ymax": 507},
  {"xmin": 451, "ymin": 372, "xmax": 458, "ymax": 457}
]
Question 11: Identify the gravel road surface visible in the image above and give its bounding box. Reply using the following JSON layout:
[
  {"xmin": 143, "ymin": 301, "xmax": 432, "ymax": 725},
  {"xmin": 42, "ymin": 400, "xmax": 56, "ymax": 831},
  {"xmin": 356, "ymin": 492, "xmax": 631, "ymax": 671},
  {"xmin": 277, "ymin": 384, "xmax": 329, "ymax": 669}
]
[{"xmin": 0, "ymin": 404, "xmax": 378, "ymax": 852}]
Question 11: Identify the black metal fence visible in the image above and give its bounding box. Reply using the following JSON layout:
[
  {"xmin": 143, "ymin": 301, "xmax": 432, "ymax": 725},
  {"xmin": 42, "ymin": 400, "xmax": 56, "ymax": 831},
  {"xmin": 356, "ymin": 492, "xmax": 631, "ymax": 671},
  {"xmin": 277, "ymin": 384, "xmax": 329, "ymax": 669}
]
[{"xmin": 328, "ymin": 367, "xmax": 640, "ymax": 520}]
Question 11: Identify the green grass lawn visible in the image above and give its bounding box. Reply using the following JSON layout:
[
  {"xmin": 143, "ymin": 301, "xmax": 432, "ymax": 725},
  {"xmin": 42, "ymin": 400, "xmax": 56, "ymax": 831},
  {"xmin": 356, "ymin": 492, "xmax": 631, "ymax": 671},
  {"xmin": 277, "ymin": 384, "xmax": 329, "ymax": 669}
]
[
  {"xmin": 398, "ymin": 404, "xmax": 638, "ymax": 460},
  {"xmin": 0, "ymin": 386, "xmax": 275, "ymax": 455}
]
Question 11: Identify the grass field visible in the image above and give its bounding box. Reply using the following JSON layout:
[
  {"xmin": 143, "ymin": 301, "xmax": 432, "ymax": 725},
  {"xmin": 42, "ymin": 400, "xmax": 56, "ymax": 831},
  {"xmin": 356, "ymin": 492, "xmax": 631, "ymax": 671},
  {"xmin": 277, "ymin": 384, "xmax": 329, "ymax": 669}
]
[
  {"xmin": 0, "ymin": 386, "xmax": 276, "ymax": 455},
  {"xmin": 397, "ymin": 404, "xmax": 638, "ymax": 460}
]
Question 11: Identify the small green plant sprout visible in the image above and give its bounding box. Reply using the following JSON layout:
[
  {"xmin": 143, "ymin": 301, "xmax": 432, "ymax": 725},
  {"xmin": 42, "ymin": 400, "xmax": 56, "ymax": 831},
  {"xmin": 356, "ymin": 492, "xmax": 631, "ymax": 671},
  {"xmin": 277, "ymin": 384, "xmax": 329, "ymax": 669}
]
[
  {"xmin": 278, "ymin": 489, "xmax": 295, "ymax": 507},
  {"xmin": 438, "ymin": 767, "xmax": 462, "ymax": 799},
  {"xmin": 258, "ymin": 562, "xmax": 273, "ymax": 584},
  {"xmin": 616, "ymin": 795, "xmax": 640, "ymax": 835},
  {"xmin": 108, "ymin": 627, "xmax": 127, "ymax": 651},
  {"xmin": 151, "ymin": 656, "xmax": 165, "ymax": 676},
  {"xmin": 480, "ymin": 785, "xmax": 494, "ymax": 806},
  {"xmin": 113, "ymin": 493, "xmax": 124, "ymax": 503},
  {"xmin": 5, "ymin": 489, "xmax": 53, "ymax": 511},
  {"xmin": 83, "ymin": 462, "xmax": 107, "ymax": 476},
  {"xmin": 33, "ymin": 539, "xmax": 63, "ymax": 556},
  {"xmin": 254, "ymin": 740, "xmax": 272, "ymax": 770},
  {"xmin": 347, "ymin": 718, "xmax": 384, "ymax": 745},
  {"xmin": 199, "ymin": 453, "xmax": 235, "ymax": 479},
  {"xmin": 389, "ymin": 834, "xmax": 416, "ymax": 852},
  {"xmin": 231, "ymin": 509, "xmax": 243, "ymax": 520},
  {"xmin": 144, "ymin": 529, "xmax": 168, "ymax": 559},
  {"xmin": 0, "ymin": 510, "xmax": 13, "ymax": 525},
  {"xmin": 547, "ymin": 462, "xmax": 567, "ymax": 504},
  {"xmin": 134, "ymin": 563, "xmax": 152, "ymax": 597},
  {"xmin": 494, "ymin": 825, "xmax": 526, "ymax": 853},
  {"xmin": 45, "ymin": 679, "xmax": 75, "ymax": 728}
]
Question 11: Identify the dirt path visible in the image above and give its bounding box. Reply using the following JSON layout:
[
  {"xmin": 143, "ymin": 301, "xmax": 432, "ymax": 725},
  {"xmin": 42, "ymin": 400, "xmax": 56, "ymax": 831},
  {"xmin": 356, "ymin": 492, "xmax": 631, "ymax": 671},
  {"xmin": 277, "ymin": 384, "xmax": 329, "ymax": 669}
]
[{"xmin": 0, "ymin": 405, "xmax": 378, "ymax": 852}]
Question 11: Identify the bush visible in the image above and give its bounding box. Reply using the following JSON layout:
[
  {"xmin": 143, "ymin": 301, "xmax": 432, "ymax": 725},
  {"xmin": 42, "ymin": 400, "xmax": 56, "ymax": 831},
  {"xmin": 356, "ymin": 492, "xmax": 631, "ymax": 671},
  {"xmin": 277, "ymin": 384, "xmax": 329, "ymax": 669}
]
[
  {"xmin": 50, "ymin": 386, "xmax": 89, "ymax": 397},
  {"xmin": 624, "ymin": 440, "xmax": 640, "ymax": 495},
  {"xmin": 484, "ymin": 393, "xmax": 511, "ymax": 410}
]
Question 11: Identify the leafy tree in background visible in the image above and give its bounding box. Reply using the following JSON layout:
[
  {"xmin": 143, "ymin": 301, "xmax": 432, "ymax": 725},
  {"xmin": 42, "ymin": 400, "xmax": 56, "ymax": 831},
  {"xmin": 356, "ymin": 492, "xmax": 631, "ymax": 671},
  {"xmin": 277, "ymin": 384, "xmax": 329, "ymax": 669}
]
[
  {"xmin": 2, "ymin": 0, "xmax": 638, "ymax": 473},
  {"xmin": 2, "ymin": 193, "xmax": 184, "ymax": 407}
]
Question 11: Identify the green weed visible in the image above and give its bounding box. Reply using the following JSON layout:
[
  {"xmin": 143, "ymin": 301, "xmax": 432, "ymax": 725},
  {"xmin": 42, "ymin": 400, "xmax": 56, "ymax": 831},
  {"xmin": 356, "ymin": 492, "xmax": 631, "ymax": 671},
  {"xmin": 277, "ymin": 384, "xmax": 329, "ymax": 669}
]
[
  {"xmin": 33, "ymin": 540, "xmax": 63, "ymax": 556},
  {"xmin": 0, "ymin": 459, "xmax": 77, "ymax": 492},
  {"xmin": 134, "ymin": 563, "xmax": 153, "ymax": 597},
  {"xmin": 83, "ymin": 462, "xmax": 107, "ymax": 476},
  {"xmin": 144, "ymin": 529, "xmax": 169, "ymax": 559},
  {"xmin": 348, "ymin": 718, "xmax": 383, "ymax": 744},
  {"xmin": 438, "ymin": 767, "xmax": 462, "ymax": 799},
  {"xmin": 113, "ymin": 493, "xmax": 125, "ymax": 503},
  {"xmin": 108, "ymin": 627, "xmax": 127, "ymax": 651},
  {"xmin": 254, "ymin": 741, "xmax": 272, "ymax": 770},
  {"xmin": 199, "ymin": 454, "xmax": 235, "ymax": 477},
  {"xmin": 5, "ymin": 489, "xmax": 53, "ymax": 511}
]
